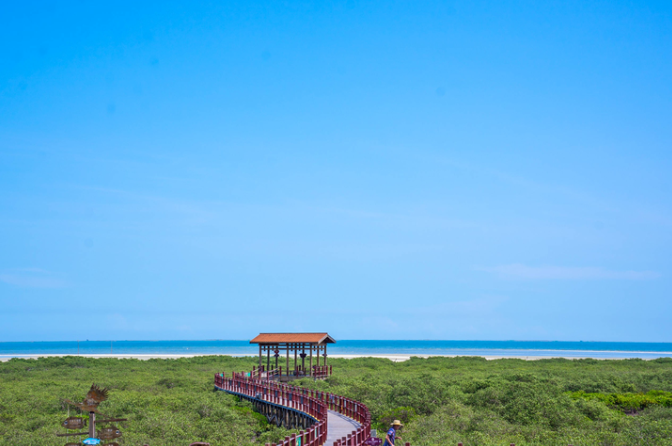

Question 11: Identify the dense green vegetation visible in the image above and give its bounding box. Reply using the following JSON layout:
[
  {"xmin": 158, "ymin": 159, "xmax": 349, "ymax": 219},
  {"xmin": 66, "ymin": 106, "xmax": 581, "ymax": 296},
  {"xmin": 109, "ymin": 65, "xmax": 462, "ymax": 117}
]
[
  {"xmin": 0, "ymin": 356, "xmax": 292, "ymax": 446},
  {"xmin": 293, "ymin": 356, "xmax": 672, "ymax": 446},
  {"xmin": 2, "ymin": 355, "xmax": 672, "ymax": 445},
  {"xmin": 569, "ymin": 390, "xmax": 672, "ymax": 412}
]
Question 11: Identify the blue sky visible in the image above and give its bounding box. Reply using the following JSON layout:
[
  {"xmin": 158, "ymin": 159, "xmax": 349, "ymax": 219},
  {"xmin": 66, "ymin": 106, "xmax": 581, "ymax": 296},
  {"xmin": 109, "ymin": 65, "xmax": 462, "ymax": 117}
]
[{"xmin": 1, "ymin": 1, "xmax": 671, "ymax": 342}]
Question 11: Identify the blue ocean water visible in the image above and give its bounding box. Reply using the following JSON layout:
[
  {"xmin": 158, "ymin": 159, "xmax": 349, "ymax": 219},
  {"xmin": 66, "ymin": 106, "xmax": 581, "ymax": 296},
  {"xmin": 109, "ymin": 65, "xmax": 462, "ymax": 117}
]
[{"xmin": 1, "ymin": 340, "xmax": 672, "ymax": 359}]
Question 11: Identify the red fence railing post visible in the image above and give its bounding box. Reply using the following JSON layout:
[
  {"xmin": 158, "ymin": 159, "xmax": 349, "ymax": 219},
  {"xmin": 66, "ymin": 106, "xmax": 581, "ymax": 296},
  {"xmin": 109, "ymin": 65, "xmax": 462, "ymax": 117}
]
[{"xmin": 213, "ymin": 365, "xmax": 372, "ymax": 446}]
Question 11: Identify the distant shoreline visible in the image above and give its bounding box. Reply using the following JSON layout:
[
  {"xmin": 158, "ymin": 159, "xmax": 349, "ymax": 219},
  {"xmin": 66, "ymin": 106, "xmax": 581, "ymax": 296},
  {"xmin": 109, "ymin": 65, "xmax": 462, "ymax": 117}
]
[{"xmin": 2, "ymin": 353, "xmax": 671, "ymax": 362}]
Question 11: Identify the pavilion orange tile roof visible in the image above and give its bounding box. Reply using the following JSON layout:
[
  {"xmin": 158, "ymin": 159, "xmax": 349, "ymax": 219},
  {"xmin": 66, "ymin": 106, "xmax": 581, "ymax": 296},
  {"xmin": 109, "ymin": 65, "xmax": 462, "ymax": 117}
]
[{"xmin": 250, "ymin": 333, "xmax": 336, "ymax": 344}]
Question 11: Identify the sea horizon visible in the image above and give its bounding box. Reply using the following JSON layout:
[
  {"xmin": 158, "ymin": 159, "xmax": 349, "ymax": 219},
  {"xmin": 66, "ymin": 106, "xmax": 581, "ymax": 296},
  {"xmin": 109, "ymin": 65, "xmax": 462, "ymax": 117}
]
[{"xmin": 3, "ymin": 340, "xmax": 672, "ymax": 359}]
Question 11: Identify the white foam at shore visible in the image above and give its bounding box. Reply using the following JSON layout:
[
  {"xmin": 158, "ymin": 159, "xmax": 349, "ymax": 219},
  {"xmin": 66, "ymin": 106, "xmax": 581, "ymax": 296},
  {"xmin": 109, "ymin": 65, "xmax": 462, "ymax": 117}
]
[{"xmin": 1, "ymin": 353, "xmax": 668, "ymax": 362}]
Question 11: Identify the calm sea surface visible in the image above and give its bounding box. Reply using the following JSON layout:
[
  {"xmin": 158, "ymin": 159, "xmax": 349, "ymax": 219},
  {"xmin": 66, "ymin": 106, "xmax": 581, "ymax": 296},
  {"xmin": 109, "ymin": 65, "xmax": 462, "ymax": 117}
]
[{"xmin": 2, "ymin": 340, "xmax": 672, "ymax": 359}]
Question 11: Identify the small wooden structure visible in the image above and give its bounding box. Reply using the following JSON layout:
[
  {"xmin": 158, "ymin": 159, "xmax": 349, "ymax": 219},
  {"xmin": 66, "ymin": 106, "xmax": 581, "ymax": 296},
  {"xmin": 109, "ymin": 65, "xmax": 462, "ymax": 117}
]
[{"xmin": 250, "ymin": 333, "xmax": 336, "ymax": 379}]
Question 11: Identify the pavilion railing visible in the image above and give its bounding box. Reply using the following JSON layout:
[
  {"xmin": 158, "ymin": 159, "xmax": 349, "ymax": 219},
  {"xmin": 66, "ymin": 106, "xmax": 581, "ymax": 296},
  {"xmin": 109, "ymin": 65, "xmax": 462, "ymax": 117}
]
[
  {"xmin": 214, "ymin": 373, "xmax": 372, "ymax": 446},
  {"xmin": 252, "ymin": 366, "xmax": 282, "ymax": 380},
  {"xmin": 311, "ymin": 366, "xmax": 332, "ymax": 379},
  {"xmin": 252, "ymin": 365, "xmax": 332, "ymax": 379}
]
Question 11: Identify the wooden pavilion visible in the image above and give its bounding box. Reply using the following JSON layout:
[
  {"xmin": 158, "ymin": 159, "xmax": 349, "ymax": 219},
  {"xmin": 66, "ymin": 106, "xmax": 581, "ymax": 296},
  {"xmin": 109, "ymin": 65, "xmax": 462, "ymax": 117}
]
[{"xmin": 250, "ymin": 333, "xmax": 336, "ymax": 380}]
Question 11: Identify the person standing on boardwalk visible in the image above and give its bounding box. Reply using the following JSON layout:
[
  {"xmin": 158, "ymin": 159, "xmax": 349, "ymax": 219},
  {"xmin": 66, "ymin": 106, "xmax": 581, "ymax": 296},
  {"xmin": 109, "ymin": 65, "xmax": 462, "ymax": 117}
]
[{"xmin": 383, "ymin": 420, "xmax": 403, "ymax": 446}]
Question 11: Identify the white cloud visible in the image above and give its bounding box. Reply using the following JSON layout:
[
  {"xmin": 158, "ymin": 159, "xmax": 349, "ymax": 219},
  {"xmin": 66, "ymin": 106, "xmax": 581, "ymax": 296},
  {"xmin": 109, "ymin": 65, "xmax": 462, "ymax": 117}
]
[
  {"xmin": 480, "ymin": 264, "xmax": 660, "ymax": 280},
  {"xmin": 0, "ymin": 268, "xmax": 68, "ymax": 288}
]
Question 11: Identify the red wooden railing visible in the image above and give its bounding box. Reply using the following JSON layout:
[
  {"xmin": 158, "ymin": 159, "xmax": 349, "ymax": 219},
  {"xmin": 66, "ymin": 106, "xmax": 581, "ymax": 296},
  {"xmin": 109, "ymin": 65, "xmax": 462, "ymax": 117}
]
[
  {"xmin": 252, "ymin": 365, "xmax": 333, "ymax": 379},
  {"xmin": 311, "ymin": 366, "xmax": 332, "ymax": 379},
  {"xmin": 215, "ymin": 373, "xmax": 579, "ymax": 446},
  {"xmin": 214, "ymin": 372, "xmax": 371, "ymax": 446},
  {"xmin": 252, "ymin": 366, "xmax": 282, "ymax": 379}
]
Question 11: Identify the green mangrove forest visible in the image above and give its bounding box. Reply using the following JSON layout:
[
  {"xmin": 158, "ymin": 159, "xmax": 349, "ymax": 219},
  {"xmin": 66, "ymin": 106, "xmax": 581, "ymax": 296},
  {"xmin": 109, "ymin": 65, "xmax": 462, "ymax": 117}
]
[{"xmin": 1, "ymin": 355, "xmax": 671, "ymax": 445}]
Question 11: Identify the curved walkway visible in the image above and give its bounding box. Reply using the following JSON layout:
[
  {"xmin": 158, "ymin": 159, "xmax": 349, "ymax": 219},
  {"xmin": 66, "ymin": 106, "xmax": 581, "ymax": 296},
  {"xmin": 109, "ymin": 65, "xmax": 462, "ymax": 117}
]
[
  {"xmin": 214, "ymin": 373, "xmax": 371, "ymax": 446},
  {"xmin": 326, "ymin": 410, "xmax": 361, "ymax": 445}
]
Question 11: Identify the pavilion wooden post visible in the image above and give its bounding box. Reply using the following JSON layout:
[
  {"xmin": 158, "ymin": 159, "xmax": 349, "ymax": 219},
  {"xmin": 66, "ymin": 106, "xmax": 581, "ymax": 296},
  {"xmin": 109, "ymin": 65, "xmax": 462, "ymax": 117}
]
[
  {"xmin": 301, "ymin": 343, "xmax": 306, "ymax": 372},
  {"xmin": 249, "ymin": 333, "xmax": 335, "ymax": 379}
]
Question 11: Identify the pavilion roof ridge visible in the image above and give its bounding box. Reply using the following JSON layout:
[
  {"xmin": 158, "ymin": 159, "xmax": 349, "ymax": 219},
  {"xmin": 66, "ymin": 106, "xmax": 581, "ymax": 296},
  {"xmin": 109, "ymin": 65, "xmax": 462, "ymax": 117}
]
[{"xmin": 250, "ymin": 333, "xmax": 336, "ymax": 344}]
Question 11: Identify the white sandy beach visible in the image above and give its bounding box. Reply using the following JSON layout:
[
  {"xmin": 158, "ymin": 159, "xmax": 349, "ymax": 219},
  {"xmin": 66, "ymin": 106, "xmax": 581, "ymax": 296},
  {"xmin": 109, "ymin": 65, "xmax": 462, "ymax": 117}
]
[{"xmin": 0, "ymin": 353, "xmax": 657, "ymax": 362}]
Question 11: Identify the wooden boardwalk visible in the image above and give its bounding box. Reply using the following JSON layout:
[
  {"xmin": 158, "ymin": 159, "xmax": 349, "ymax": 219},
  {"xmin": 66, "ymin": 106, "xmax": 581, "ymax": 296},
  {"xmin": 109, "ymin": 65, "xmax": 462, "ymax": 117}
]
[
  {"xmin": 215, "ymin": 373, "xmax": 371, "ymax": 446},
  {"xmin": 246, "ymin": 399, "xmax": 361, "ymax": 443},
  {"xmin": 326, "ymin": 410, "xmax": 361, "ymax": 445}
]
